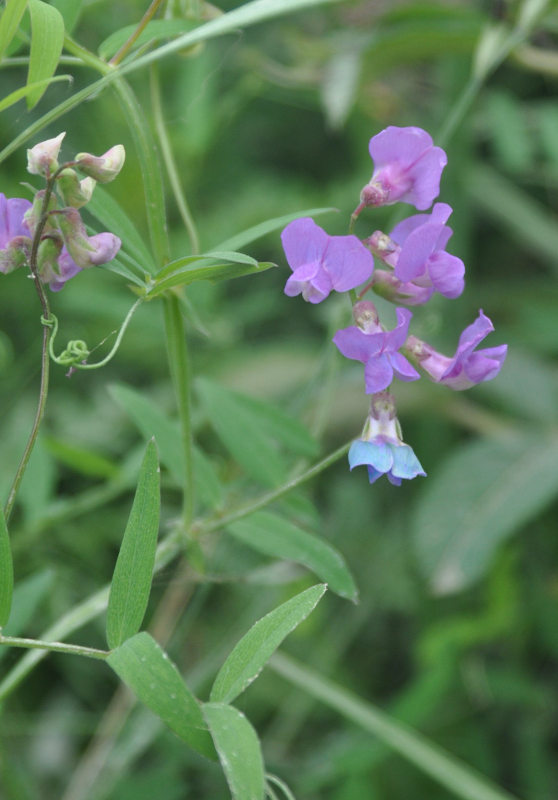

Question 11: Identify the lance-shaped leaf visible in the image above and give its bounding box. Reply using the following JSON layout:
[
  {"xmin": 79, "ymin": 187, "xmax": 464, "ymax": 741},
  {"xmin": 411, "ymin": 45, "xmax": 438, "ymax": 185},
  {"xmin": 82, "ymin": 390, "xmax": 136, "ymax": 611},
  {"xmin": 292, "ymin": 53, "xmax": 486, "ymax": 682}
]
[
  {"xmin": 214, "ymin": 207, "xmax": 336, "ymax": 252},
  {"xmin": 27, "ymin": 0, "xmax": 65, "ymax": 109},
  {"xmin": 106, "ymin": 440, "xmax": 160, "ymax": 649},
  {"xmin": 108, "ymin": 632, "xmax": 215, "ymax": 759},
  {"xmin": 0, "ymin": 0, "xmax": 28, "ymax": 61},
  {"xmin": 227, "ymin": 511, "xmax": 357, "ymax": 601},
  {"xmin": 0, "ymin": 76, "xmax": 71, "ymax": 113},
  {"xmin": 413, "ymin": 432, "xmax": 558, "ymax": 595},
  {"xmin": 148, "ymin": 254, "xmax": 274, "ymax": 296},
  {"xmin": 203, "ymin": 702, "xmax": 265, "ymax": 800},
  {"xmin": 0, "ymin": 507, "xmax": 14, "ymax": 627},
  {"xmin": 210, "ymin": 584, "xmax": 326, "ymax": 704}
]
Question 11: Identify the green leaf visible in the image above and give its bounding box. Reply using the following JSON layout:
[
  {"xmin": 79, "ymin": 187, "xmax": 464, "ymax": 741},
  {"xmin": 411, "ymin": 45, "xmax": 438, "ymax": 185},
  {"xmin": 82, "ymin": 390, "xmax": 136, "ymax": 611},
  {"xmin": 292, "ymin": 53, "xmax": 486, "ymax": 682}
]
[
  {"xmin": 43, "ymin": 435, "xmax": 119, "ymax": 479},
  {"xmin": 98, "ymin": 18, "xmax": 196, "ymax": 61},
  {"xmin": 227, "ymin": 511, "xmax": 357, "ymax": 601},
  {"xmin": 210, "ymin": 583, "xmax": 326, "ymax": 704},
  {"xmin": 87, "ymin": 186, "xmax": 154, "ymax": 273},
  {"xmin": 203, "ymin": 703, "xmax": 265, "ymax": 800},
  {"xmin": 413, "ymin": 432, "xmax": 558, "ymax": 595},
  {"xmin": 214, "ymin": 207, "xmax": 337, "ymax": 252},
  {"xmin": 18, "ymin": 435, "xmax": 56, "ymax": 525},
  {"xmin": 196, "ymin": 379, "xmax": 289, "ymax": 488},
  {"xmin": 0, "ymin": 75, "xmax": 71, "ymax": 113},
  {"xmin": 109, "ymin": 383, "xmax": 222, "ymax": 510},
  {"xmin": 107, "ymin": 632, "xmax": 215, "ymax": 759},
  {"xmin": 156, "ymin": 250, "xmax": 258, "ymax": 280},
  {"xmin": 0, "ymin": 507, "xmax": 13, "ymax": 628},
  {"xmin": 26, "ymin": 0, "xmax": 64, "ymax": 109},
  {"xmin": 149, "ymin": 257, "xmax": 274, "ymax": 296},
  {"xmin": 106, "ymin": 440, "xmax": 160, "ymax": 649},
  {"xmin": 0, "ymin": 0, "xmax": 28, "ymax": 61}
]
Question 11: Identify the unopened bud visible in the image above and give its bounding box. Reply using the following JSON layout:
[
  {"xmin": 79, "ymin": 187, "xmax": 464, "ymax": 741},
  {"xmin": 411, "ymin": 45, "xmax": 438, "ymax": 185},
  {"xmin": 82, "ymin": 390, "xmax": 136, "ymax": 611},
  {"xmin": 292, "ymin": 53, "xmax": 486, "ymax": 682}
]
[
  {"xmin": 75, "ymin": 145, "xmax": 125, "ymax": 183},
  {"xmin": 23, "ymin": 190, "xmax": 58, "ymax": 237},
  {"xmin": 57, "ymin": 207, "xmax": 121, "ymax": 268},
  {"xmin": 27, "ymin": 132, "xmax": 66, "ymax": 177},
  {"xmin": 365, "ymin": 231, "xmax": 400, "ymax": 268},
  {"xmin": 57, "ymin": 169, "xmax": 96, "ymax": 208},
  {"xmin": 0, "ymin": 236, "xmax": 31, "ymax": 274},
  {"xmin": 352, "ymin": 300, "xmax": 379, "ymax": 332},
  {"xmin": 37, "ymin": 235, "xmax": 63, "ymax": 284}
]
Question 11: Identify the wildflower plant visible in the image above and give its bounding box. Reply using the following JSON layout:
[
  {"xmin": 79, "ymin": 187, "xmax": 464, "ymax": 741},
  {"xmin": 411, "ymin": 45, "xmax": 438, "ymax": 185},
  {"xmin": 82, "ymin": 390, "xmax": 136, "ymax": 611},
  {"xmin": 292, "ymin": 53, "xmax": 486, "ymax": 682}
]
[
  {"xmin": 0, "ymin": 2, "xmax": 527, "ymax": 800},
  {"xmin": 282, "ymin": 125, "xmax": 507, "ymax": 486}
]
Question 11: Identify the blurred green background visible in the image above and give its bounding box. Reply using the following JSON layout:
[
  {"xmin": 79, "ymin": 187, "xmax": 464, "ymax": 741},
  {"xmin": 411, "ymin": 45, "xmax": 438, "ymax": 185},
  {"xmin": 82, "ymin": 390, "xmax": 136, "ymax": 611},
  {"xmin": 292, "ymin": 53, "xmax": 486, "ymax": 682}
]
[{"xmin": 1, "ymin": 1, "xmax": 558, "ymax": 798}]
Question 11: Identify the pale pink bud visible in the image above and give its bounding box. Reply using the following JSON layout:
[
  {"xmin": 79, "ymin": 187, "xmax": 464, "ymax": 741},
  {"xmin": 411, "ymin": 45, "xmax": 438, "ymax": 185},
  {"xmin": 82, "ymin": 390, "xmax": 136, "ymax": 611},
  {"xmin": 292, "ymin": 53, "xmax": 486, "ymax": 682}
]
[
  {"xmin": 27, "ymin": 132, "xmax": 66, "ymax": 177},
  {"xmin": 75, "ymin": 145, "xmax": 125, "ymax": 183}
]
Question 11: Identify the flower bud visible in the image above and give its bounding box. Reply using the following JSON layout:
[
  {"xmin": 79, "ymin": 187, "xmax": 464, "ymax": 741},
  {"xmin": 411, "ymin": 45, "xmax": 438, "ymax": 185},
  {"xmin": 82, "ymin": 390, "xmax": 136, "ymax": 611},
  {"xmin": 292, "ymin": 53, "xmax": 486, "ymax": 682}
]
[
  {"xmin": 75, "ymin": 145, "xmax": 125, "ymax": 183},
  {"xmin": 0, "ymin": 236, "xmax": 31, "ymax": 274},
  {"xmin": 352, "ymin": 300, "xmax": 379, "ymax": 332},
  {"xmin": 371, "ymin": 270, "xmax": 434, "ymax": 306},
  {"xmin": 57, "ymin": 207, "xmax": 121, "ymax": 269},
  {"xmin": 23, "ymin": 190, "xmax": 58, "ymax": 237},
  {"xmin": 365, "ymin": 231, "xmax": 400, "ymax": 268},
  {"xmin": 57, "ymin": 168, "xmax": 96, "ymax": 208},
  {"xmin": 37, "ymin": 235, "xmax": 63, "ymax": 284},
  {"xmin": 27, "ymin": 132, "xmax": 66, "ymax": 177}
]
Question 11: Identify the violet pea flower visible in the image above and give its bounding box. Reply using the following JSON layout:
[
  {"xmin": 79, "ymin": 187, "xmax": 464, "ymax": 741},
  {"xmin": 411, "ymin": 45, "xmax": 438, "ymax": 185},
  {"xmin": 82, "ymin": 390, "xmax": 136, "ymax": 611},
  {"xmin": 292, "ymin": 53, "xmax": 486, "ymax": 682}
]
[
  {"xmin": 0, "ymin": 193, "xmax": 32, "ymax": 273},
  {"xmin": 405, "ymin": 310, "xmax": 507, "ymax": 390},
  {"xmin": 389, "ymin": 202, "xmax": 465, "ymax": 299},
  {"xmin": 333, "ymin": 305, "xmax": 420, "ymax": 393},
  {"xmin": 281, "ymin": 217, "xmax": 374, "ymax": 303},
  {"xmin": 359, "ymin": 126, "xmax": 447, "ymax": 212}
]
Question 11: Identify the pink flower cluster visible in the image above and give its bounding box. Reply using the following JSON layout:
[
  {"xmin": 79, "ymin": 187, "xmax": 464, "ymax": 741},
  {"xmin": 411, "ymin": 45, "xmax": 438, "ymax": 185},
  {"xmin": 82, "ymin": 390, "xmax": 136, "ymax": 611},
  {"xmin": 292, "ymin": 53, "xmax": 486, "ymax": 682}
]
[
  {"xmin": 280, "ymin": 126, "xmax": 507, "ymax": 485},
  {"xmin": 0, "ymin": 133, "xmax": 124, "ymax": 291}
]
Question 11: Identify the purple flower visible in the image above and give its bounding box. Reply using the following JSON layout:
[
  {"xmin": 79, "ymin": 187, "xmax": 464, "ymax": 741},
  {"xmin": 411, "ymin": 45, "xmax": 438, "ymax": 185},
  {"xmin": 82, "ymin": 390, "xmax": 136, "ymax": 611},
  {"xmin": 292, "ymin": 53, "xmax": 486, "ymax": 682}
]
[
  {"xmin": 281, "ymin": 217, "xmax": 374, "ymax": 303},
  {"xmin": 405, "ymin": 310, "xmax": 507, "ymax": 390},
  {"xmin": 349, "ymin": 392, "xmax": 426, "ymax": 486},
  {"xmin": 359, "ymin": 126, "xmax": 447, "ymax": 212},
  {"xmin": 333, "ymin": 302, "xmax": 420, "ymax": 393},
  {"xmin": 389, "ymin": 203, "xmax": 465, "ymax": 299},
  {"xmin": 0, "ymin": 193, "xmax": 32, "ymax": 273}
]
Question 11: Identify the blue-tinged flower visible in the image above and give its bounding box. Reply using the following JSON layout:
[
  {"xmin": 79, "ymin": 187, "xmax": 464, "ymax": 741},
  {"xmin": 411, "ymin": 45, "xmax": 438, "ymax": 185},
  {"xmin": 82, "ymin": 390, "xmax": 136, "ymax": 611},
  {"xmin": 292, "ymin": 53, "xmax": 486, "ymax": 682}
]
[{"xmin": 349, "ymin": 392, "xmax": 426, "ymax": 486}]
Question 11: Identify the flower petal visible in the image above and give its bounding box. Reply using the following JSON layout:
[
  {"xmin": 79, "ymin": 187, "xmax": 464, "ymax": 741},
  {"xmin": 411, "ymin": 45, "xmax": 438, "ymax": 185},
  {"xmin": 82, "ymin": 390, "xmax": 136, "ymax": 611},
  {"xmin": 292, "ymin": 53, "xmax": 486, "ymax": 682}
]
[
  {"xmin": 324, "ymin": 235, "xmax": 374, "ymax": 292},
  {"xmin": 281, "ymin": 218, "xmax": 328, "ymax": 272},
  {"xmin": 427, "ymin": 251, "xmax": 465, "ymax": 298},
  {"xmin": 369, "ymin": 126, "xmax": 434, "ymax": 170},
  {"xmin": 364, "ymin": 353, "xmax": 393, "ymax": 393},
  {"xmin": 333, "ymin": 326, "xmax": 383, "ymax": 363},
  {"xmin": 349, "ymin": 440, "xmax": 393, "ymax": 472},
  {"xmin": 390, "ymin": 443, "xmax": 426, "ymax": 479}
]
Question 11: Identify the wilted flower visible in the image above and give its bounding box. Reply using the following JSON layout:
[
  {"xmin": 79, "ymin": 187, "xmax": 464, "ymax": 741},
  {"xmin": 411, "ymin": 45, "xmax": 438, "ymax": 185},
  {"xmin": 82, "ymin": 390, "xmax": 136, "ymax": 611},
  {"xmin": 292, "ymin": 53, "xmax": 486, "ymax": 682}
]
[
  {"xmin": 405, "ymin": 310, "xmax": 507, "ymax": 390},
  {"xmin": 56, "ymin": 207, "xmax": 121, "ymax": 270},
  {"xmin": 333, "ymin": 302, "xmax": 420, "ymax": 393},
  {"xmin": 349, "ymin": 392, "xmax": 426, "ymax": 485},
  {"xmin": 358, "ymin": 126, "xmax": 447, "ymax": 212},
  {"xmin": 282, "ymin": 217, "xmax": 374, "ymax": 303}
]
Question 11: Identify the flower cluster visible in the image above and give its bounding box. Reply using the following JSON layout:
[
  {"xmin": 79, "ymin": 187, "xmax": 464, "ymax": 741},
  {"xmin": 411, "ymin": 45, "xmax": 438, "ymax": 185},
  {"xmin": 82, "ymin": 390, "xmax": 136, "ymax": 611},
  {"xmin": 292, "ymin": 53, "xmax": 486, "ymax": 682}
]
[
  {"xmin": 281, "ymin": 126, "xmax": 507, "ymax": 485},
  {"xmin": 0, "ymin": 133, "xmax": 124, "ymax": 291}
]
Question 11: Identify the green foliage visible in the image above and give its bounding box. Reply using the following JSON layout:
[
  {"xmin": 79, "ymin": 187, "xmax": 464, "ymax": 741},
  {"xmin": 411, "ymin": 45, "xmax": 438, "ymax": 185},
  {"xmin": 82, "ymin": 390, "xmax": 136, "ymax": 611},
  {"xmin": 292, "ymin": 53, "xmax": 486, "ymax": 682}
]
[
  {"xmin": 413, "ymin": 432, "xmax": 558, "ymax": 594},
  {"xmin": 107, "ymin": 632, "xmax": 215, "ymax": 759},
  {"xmin": 0, "ymin": 0, "xmax": 27, "ymax": 61},
  {"xmin": 0, "ymin": 507, "xmax": 13, "ymax": 627},
  {"xmin": 106, "ymin": 440, "xmax": 160, "ymax": 649},
  {"xmin": 210, "ymin": 583, "xmax": 326, "ymax": 704},
  {"xmin": 227, "ymin": 511, "xmax": 357, "ymax": 600},
  {"xmin": 26, "ymin": 0, "xmax": 64, "ymax": 108},
  {"xmin": 203, "ymin": 702, "xmax": 265, "ymax": 800}
]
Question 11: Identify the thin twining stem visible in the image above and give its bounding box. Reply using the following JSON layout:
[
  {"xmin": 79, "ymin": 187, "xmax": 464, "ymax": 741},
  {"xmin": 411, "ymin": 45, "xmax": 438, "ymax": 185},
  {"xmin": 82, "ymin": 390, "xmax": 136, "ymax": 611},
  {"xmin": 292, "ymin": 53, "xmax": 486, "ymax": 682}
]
[
  {"xmin": 110, "ymin": 0, "xmax": 166, "ymax": 66},
  {"xmin": 0, "ymin": 634, "xmax": 108, "ymax": 661}
]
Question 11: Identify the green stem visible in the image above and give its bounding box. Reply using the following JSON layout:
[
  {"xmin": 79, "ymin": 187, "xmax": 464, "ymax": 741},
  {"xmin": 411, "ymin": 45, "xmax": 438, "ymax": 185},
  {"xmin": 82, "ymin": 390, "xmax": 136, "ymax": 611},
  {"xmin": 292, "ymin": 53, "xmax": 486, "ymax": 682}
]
[
  {"xmin": 62, "ymin": 37, "xmax": 170, "ymax": 268},
  {"xmin": 150, "ymin": 64, "xmax": 200, "ymax": 254},
  {"xmin": 269, "ymin": 652, "xmax": 520, "ymax": 800},
  {"xmin": 163, "ymin": 295, "xmax": 194, "ymax": 528},
  {"xmin": 0, "ymin": 442, "xmax": 350, "ymax": 700},
  {"xmin": 110, "ymin": 0, "xmax": 166, "ymax": 66},
  {"xmin": 0, "ymin": 634, "xmax": 108, "ymax": 661},
  {"xmin": 200, "ymin": 441, "xmax": 351, "ymax": 535},
  {"xmin": 3, "ymin": 171, "xmax": 61, "ymax": 522},
  {"xmin": 48, "ymin": 299, "xmax": 143, "ymax": 369}
]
